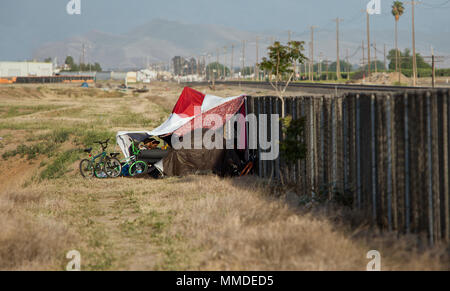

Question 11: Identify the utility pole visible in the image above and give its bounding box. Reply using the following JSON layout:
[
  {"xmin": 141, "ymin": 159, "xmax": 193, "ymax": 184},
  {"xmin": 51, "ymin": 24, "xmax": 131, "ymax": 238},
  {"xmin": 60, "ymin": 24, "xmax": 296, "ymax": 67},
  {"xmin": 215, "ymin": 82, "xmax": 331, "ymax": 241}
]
[
  {"xmin": 231, "ymin": 44, "xmax": 234, "ymax": 80},
  {"xmin": 255, "ymin": 36, "xmax": 259, "ymax": 81},
  {"xmin": 374, "ymin": 41, "xmax": 378, "ymax": 73},
  {"xmin": 318, "ymin": 52, "xmax": 323, "ymax": 78},
  {"xmin": 431, "ymin": 46, "xmax": 435, "ymax": 88},
  {"xmin": 288, "ymin": 30, "xmax": 291, "ymax": 42},
  {"xmin": 333, "ymin": 18, "xmax": 343, "ymax": 80},
  {"xmin": 223, "ymin": 46, "xmax": 227, "ymax": 79},
  {"xmin": 310, "ymin": 26, "xmax": 317, "ymax": 81},
  {"xmin": 406, "ymin": 1, "xmax": 420, "ymax": 86},
  {"xmin": 216, "ymin": 48, "xmax": 220, "ymax": 79},
  {"xmin": 82, "ymin": 43, "xmax": 85, "ymax": 65},
  {"xmin": 366, "ymin": 10, "xmax": 371, "ymax": 77},
  {"xmin": 424, "ymin": 51, "xmax": 443, "ymax": 88},
  {"xmin": 362, "ymin": 40, "xmax": 365, "ymax": 75},
  {"xmin": 241, "ymin": 40, "xmax": 246, "ymax": 79},
  {"xmin": 384, "ymin": 44, "xmax": 387, "ymax": 71},
  {"xmin": 346, "ymin": 48, "xmax": 350, "ymax": 80}
]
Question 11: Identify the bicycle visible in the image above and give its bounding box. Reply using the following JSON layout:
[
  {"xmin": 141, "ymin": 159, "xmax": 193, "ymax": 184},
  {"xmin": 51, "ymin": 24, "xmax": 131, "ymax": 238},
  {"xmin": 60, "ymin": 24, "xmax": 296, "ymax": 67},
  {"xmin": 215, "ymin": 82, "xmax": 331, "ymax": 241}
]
[
  {"xmin": 122, "ymin": 141, "xmax": 148, "ymax": 177},
  {"xmin": 79, "ymin": 138, "xmax": 122, "ymax": 178}
]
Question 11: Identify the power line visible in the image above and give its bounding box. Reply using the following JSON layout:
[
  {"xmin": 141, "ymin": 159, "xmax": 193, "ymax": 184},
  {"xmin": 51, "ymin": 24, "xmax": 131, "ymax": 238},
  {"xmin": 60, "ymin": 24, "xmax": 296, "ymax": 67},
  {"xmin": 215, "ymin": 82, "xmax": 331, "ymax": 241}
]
[{"xmin": 422, "ymin": 0, "xmax": 450, "ymax": 8}]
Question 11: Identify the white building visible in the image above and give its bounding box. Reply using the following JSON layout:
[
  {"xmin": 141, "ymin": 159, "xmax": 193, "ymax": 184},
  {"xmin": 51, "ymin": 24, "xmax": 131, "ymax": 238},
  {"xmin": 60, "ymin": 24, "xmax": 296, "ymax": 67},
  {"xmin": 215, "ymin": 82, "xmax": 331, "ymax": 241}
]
[{"xmin": 0, "ymin": 61, "xmax": 53, "ymax": 77}]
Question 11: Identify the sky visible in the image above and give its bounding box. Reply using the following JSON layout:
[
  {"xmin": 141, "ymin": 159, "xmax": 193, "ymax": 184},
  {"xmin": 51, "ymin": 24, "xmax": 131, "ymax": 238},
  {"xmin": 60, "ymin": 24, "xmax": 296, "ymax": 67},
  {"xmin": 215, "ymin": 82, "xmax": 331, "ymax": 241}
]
[{"xmin": 1, "ymin": 0, "xmax": 450, "ymax": 61}]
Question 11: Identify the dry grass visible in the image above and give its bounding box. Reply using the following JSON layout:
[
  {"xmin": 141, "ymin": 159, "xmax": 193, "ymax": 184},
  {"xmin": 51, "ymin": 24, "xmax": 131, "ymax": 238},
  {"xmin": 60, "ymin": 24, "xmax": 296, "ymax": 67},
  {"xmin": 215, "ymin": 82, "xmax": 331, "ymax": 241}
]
[
  {"xmin": 0, "ymin": 83, "xmax": 448, "ymax": 271},
  {"xmin": 0, "ymin": 189, "xmax": 74, "ymax": 270}
]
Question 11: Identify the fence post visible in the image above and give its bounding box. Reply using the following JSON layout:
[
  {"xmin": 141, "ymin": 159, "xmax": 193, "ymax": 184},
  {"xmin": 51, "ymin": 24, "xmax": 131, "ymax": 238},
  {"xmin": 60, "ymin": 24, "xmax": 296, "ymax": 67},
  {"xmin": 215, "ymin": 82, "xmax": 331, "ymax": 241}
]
[
  {"xmin": 256, "ymin": 97, "xmax": 262, "ymax": 178},
  {"xmin": 331, "ymin": 98, "xmax": 337, "ymax": 199},
  {"xmin": 371, "ymin": 94, "xmax": 377, "ymax": 223},
  {"xmin": 404, "ymin": 93, "xmax": 411, "ymax": 233},
  {"xmin": 343, "ymin": 96, "xmax": 348, "ymax": 192},
  {"xmin": 446, "ymin": 90, "xmax": 450, "ymax": 242},
  {"xmin": 276, "ymin": 96, "xmax": 282, "ymax": 181},
  {"xmin": 431, "ymin": 91, "xmax": 441, "ymax": 243},
  {"xmin": 386, "ymin": 95, "xmax": 393, "ymax": 232},
  {"xmin": 356, "ymin": 94, "xmax": 362, "ymax": 209},
  {"xmin": 437, "ymin": 90, "xmax": 448, "ymax": 242},
  {"xmin": 310, "ymin": 98, "xmax": 315, "ymax": 195},
  {"xmin": 319, "ymin": 98, "xmax": 325, "ymax": 193},
  {"xmin": 292, "ymin": 98, "xmax": 297, "ymax": 181},
  {"xmin": 426, "ymin": 92, "xmax": 434, "ymax": 246}
]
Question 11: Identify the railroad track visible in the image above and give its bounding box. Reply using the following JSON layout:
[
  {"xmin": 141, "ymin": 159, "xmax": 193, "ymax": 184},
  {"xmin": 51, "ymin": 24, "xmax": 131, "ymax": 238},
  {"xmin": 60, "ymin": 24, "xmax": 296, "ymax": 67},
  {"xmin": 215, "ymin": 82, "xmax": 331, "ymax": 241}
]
[{"xmin": 184, "ymin": 80, "xmax": 433, "ymax": 93}]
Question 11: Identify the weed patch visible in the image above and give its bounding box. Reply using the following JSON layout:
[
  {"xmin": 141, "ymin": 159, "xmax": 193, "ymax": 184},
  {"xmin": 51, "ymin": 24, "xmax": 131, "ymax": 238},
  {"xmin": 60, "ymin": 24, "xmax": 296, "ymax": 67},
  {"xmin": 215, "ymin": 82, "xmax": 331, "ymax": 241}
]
[{"xmin": 39, "ymin": 149, "xmax": 82, "ymax": 180}]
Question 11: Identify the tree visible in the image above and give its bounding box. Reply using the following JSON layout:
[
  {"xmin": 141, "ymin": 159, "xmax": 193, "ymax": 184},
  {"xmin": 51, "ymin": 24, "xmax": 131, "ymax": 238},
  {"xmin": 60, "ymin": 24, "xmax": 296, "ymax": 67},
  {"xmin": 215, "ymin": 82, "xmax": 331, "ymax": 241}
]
[
  {"xmin": 44, "ymin": 57, "xmax": 52, "ymax": 63},
  {"xmin": 259, "ymin": 41, "xmax": 307, "ymax": 117},
  {"xmin": 65, "ymin": 56, "xmax": 75, "ymax": 67},
  {"xmin": 387, "ymin": 48, "xmax": 431, "ymax": 71},
  {"xmin": 392, "ymin": 1, "xmax": 405, "ymax": 79},
  {"xmin": 62, "ymin": 56, "xmax": 102, "ymax": 72},
  {"xmin": 206, "ymin": 62, "xmax": 230, "ymax": 80},
  {"xmin": 93, "ymin": 63, "xmax": 102, "ymax": 72}
]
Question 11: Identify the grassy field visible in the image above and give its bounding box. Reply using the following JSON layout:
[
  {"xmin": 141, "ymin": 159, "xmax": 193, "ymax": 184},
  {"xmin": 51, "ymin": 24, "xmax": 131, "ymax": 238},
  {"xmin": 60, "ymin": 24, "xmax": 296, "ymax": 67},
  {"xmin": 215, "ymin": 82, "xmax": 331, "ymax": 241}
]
[{"xmin": 0, "ymin": 82, "xmax": 448, "ymax": 270}]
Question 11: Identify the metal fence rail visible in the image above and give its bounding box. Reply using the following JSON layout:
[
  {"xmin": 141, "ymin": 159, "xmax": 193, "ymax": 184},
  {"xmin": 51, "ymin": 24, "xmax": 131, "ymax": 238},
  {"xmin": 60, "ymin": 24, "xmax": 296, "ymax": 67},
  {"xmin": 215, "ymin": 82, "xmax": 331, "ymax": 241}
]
[{"xmin": 247, "ymin": 89, "xmax": 450, "ymax": 244}]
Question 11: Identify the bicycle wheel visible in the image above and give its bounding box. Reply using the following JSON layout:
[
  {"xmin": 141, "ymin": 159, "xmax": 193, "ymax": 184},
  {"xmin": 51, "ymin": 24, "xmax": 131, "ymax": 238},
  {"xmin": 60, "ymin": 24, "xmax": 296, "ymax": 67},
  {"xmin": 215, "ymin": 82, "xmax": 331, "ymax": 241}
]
[
  {"xmin": 129, "ymin": 161, "xmax": 148, "ymax": 177},
  {"xmin": 105, "ymin": 157, "xmax": 122, "ymax": 178},
  {"xmin": 94, "ymin": 162, "xmax": 107, "ymax": 178},
  {"xmin": 79, "ymin": 159, "xmax": 94, "ymax": 178}
]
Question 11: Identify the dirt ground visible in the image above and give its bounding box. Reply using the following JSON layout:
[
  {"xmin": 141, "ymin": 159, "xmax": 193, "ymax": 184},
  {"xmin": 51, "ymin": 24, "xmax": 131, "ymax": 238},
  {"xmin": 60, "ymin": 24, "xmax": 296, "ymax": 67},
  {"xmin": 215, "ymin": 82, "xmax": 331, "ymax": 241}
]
[{"xmin": 0, "ymin": 82, "xmax": 448, "ymax": 270}]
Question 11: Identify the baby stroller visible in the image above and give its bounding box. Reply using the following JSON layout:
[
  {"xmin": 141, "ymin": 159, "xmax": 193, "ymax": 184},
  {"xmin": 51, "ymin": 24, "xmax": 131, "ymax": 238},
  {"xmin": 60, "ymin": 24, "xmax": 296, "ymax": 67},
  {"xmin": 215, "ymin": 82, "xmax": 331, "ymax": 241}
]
[{"xmin": 118, "ymin": 134, "xmax": 168, "ymax": 178}]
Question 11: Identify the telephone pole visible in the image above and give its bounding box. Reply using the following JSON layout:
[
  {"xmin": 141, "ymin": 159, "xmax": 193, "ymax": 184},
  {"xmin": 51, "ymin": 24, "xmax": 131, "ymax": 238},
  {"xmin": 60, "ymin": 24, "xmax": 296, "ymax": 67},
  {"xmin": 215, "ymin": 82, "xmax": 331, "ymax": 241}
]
[
  {"xmin": 255, "ymin": 36, "xmax": 259, "ymax": 81},
  {"xmin": 374, "ymin": 41, "xmax": 378, "ymax": 73},
  {"xmin": 223, "ymin": 46, "xmax": 227, "ymax": 78},
  {"xmin": 366, "ymin": 10, "xmax": 371, "ymax": 77},
  {"xmin": 384, "ymin": 44, "xmax": 387, "ymax": 71},
  {"xmin": 431, "ymin": 46, "xmax": 435, "ymax": 88},
  {"xmin": 412, "ymin": 1, "xmax": 418, "ymax": 86},
  {"xmin": 241, "ymin": 40, "xmax": 246, "ymax": 79},
  {"xmin": 310, "ymin": 26, "xmax": 317, "ymax": 81},
  {"xmin": 346, "ymin": 48, "xmax": 350, "ymax": 80},
  {"xmin": 362, "ymin": 40, "xmax": 365, "ymax": 74},
  {"xmin": 333, "ymin": 18, "xmax": 344, "ymax": 79},
  {"xmin": 216, "ymin": 48, "xmax": 220, "ymax": 79},
  {"xmin": 424, "ymin": 48, "xmax": 444, "ymax": 88},
  {"xmin": 231, "ymin": 44, "xmax": 234, "ymax": 80},
  {"xmin": 80, "ymin": 43, "xmax": 86, "ymax": 66},
  {"xmin": 406, "ymin": 1, "xmax": 420, "ymax": 86}
]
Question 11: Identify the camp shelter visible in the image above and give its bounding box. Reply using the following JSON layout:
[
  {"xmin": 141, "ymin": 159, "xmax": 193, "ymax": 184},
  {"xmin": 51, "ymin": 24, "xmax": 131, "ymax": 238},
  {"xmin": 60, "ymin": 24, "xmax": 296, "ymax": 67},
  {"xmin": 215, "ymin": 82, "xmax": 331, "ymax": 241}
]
[{"xmin": 116, "ymin": 87, "xmax": 248, "ymax": 176}]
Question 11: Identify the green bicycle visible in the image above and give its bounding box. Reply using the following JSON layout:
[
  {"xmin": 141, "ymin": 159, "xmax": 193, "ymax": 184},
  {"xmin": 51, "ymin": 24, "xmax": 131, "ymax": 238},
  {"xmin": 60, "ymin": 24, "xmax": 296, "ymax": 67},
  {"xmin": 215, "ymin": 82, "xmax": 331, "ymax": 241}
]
[
  {"xmin": 123, "ymin": 140, "xmax": 148, "ymax": 177},
  {"xmin": 79, "ymin": 138, "xmax": 122, "ymax": 178}
]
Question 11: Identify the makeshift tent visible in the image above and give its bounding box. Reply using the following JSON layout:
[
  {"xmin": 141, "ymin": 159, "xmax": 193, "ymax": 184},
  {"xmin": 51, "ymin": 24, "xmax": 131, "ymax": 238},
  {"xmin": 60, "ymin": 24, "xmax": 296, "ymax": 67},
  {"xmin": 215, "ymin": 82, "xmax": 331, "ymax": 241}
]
[{"xmin": 116, "ymin": 87, "xmax": 247, "ymax": 176}]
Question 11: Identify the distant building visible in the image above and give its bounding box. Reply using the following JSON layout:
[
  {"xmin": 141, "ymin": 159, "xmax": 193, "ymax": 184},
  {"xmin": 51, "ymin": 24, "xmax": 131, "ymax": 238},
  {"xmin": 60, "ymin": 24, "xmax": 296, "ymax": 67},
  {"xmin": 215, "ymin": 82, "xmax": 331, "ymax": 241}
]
[
  {"xmin": 0, "ymin": 61, "xmax": 53, "ymax": 77},
  {"xmin": 172, "ymin": 56, "xmax": 185, "ymax": 76},
  {"xmin": 172, "ymin": 56, "xmax": 204, "ymax": 76}
]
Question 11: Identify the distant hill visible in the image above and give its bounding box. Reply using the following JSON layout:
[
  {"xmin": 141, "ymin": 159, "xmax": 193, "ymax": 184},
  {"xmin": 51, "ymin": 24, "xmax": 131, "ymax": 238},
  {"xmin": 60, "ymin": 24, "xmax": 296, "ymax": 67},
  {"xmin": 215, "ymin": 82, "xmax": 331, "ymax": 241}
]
[
  {"xmin": 33, "ymin": 19, "xmax": 256, "ymax": 70},
  {"xmin": 32, "ymin": 19, "xmax": 450, "ymax": 70}
]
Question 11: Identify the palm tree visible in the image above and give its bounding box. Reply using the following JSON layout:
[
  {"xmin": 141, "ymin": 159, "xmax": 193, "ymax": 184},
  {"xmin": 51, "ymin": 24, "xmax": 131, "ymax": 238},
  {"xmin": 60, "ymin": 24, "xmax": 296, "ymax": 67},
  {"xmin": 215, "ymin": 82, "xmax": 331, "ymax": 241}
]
[{"xmin": 392, "ymin": 1, "xmax": 405, "ymax": 82}]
